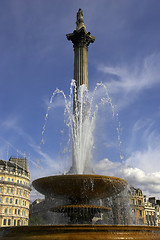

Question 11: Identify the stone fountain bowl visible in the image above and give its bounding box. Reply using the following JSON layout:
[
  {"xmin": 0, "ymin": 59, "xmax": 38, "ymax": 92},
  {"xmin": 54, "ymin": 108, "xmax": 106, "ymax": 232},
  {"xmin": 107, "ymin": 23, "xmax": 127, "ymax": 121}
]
[
  {"xmin": 1, "ymin": 225, "xmax": 160, "ymax": 240},
  {"xmin": 32, "ymin": 174, "xmax": 128, "ymax": 199}
]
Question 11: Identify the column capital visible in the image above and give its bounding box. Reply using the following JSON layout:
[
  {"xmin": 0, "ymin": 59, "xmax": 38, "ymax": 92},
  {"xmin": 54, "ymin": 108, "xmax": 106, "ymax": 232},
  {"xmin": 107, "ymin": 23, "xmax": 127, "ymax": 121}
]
[{"xmin": 66, "ymin": 28, "xmax": 95, "ymax": 49}]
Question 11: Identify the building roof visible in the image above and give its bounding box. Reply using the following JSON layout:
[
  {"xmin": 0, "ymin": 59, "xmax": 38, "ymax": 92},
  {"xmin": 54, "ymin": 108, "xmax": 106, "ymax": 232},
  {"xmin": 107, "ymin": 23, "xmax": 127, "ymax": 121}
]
[{"xmin": 0, "ymin": 157, "xmax": 29, "ymax": 174}]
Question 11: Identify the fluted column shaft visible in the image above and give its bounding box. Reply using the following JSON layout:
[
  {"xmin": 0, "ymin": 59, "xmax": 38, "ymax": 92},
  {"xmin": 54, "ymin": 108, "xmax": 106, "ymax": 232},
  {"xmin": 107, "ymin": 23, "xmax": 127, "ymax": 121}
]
[{"xmin": 74, "ymin": 45, "xmax": 89, "ymax": 89}]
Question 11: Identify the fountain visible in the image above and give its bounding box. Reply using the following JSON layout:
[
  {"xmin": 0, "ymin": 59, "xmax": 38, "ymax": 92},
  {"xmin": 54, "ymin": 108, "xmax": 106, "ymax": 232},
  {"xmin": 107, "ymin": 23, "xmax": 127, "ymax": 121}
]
[{"xmin": 1, "ymin": 8, "xmax": 160, "ymax": 240}]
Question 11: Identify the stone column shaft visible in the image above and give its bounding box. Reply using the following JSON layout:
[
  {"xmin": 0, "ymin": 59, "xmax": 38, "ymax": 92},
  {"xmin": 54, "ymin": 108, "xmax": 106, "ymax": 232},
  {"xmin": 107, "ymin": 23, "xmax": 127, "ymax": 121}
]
[{"xmin": 74, "ymin": 45, "xmax": 89, "ymax": 89}]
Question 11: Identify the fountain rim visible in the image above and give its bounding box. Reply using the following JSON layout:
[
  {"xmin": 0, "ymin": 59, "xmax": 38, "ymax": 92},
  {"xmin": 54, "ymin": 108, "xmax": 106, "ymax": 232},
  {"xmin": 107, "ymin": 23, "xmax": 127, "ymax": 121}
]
[
  {"xmin": 32, "ymin": 174, "xmax": 128, "ymax": 182},
  {"xmin": 32, "ymin": 174, "xmax": 128, "ymax": 200}
]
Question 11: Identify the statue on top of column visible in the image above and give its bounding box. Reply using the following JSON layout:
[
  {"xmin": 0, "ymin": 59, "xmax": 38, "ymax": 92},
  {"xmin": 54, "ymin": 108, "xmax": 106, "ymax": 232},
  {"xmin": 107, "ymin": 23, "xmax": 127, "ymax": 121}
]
[{"xmin": 76, "ymin": 8, "xmax": 86, "ymax": 31}]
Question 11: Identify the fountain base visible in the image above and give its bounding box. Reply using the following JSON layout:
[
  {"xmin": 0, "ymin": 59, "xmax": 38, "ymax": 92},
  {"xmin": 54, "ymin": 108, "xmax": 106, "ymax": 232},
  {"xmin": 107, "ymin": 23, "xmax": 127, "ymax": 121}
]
[{"xmin": 1, "ymin": 225, "xmax": 160, "ymax": 240}]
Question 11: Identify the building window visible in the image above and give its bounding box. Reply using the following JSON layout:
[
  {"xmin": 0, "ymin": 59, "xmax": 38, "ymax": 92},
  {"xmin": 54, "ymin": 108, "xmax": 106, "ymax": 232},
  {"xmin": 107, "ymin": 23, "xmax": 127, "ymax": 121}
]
[
  {"xmin": 15, "ymin": 199, "xmax": 18, "ymax": 204},
  {"xmin": 17, "ymin": 180, "xmax": 19, "ymax": 184},
  {"xmin": 8, "ymin": 178, "xmax": 10, "ymax": 181},
  {"xmin": 17, "ymin": 220, "xmax": 20, "ymax": 226},
  {"xmin": 6, "ymin": 197, "xmax": 8, "ymax": 203},
  {"xmin": 0, "ymin": 197, "xmax": 1, "ymax": 203},
  {"xmin": 138, "ymin": 200, "xmax": 141, "ymax": 205},
  {"xmin": 19, "ymin": 190, "xmax": 21, "ymax": 195},
  {"xmin": 131, "ymin": 199, "xmax": 134, "ymax": 204},
  {"xmin": 0, "ymin": 187, "xmax": 2, "ymax": 192},
  {"xmin": 12, "ymin": 178, "xmax": 14, "ymax": 182},
  {"xmin": 7, "ymin": 187, "xmax": 9, "ymax": 193},
  {"xmin": 9, "ymin": 208, "xmax": 12, "ymax": 214},
  {"xmin": 15, "ymin": 209, "xmax": 17, "ymax": 214},
  {"xmin": 4, "ymin": 208, "xmax": 7, "ymax": 214},
  {"xmin": 19, "ymin": 199, "xmax": 21, "ymax": 205},
  {"xmin": 3, "ymin": 219, "xmax": 6, "ymax": 226},
  {"xmin": 139, "ymin": 210, "xmax": 142, "ymax": 216},
  {"xmin": 20, "ymin": 180, "xmax": 22, "ymax": 184},
  {"xmin": 10, "ymin": 198, "xmax": 12, "ymax": 204},
  {"xmin": 8, "ymin": 219, "xmax": 11, "ymax": 225},
  {"xmin": 131, "ymin": 209, "xmax": 135, "ymax": 213},
  {"xmin": 14, "ymin": 219, "xmax": 16, "ymax": 226},
  {"xmin": 0, "ymin": 176, "xmax": 3, "ymax": 181},
  {"xmin": 11, "ymin": 188, "xmax": 13, "ymax": 194},
  {"xmin": 18, "ymin": 209, "xmax": 20, "ymax": 215},
  {"xmin": 17, "ymin": 189, "xmax": 18, "ymax": 195}
]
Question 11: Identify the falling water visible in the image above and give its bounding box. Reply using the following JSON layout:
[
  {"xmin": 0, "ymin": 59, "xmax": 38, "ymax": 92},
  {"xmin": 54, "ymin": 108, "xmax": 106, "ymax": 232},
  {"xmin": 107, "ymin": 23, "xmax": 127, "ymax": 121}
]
[{"xmin": 40, "ymin": 80, "xmax": 123, "ymax": 174}]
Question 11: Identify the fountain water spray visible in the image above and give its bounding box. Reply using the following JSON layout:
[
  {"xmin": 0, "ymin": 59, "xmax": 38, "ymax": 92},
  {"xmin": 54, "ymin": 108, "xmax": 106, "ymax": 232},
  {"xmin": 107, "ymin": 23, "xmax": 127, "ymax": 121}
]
[{"xmin": 40, "ymin": 80, "xmax": 123, "ymax": 174}]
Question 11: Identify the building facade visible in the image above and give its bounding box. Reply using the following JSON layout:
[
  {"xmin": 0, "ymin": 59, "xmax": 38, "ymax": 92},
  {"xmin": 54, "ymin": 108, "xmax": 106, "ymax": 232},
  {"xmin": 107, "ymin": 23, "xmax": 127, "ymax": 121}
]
[
  {"xmin": 129, "ymin": 187, "xmax": 145, "ymax": 225},
  {"xmin": 0, "ymin": 157, "xmax": 31, "ymax": 227},
  {"xmin": 144, "ymin": 198, "xmax": 156, "ymax": 226},
  {"xmin": 129, "ymin": 187, "xmax": 160, "ymax": 226}
]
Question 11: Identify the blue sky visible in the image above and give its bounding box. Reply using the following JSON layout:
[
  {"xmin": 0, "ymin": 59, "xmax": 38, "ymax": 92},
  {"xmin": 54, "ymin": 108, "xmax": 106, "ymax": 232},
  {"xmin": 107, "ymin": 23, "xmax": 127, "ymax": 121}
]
[{"xmin": 0, "ymin": 0, "xmax": 160, "ymax": 200}]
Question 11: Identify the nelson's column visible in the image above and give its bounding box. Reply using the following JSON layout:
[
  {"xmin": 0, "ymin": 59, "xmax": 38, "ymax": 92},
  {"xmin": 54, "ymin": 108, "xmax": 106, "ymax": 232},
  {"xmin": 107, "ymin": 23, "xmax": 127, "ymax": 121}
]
[
  {"xmin": 66, "ymin": 8, "xmax": 95, "ymax": 91},
  {"xmin": 67, "ymin": 9, "xmax": 95, "ymax": 174}
]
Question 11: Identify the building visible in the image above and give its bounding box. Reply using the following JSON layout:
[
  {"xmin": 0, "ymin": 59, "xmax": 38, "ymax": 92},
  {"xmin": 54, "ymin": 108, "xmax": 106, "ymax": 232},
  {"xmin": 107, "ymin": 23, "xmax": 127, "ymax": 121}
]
[
  {"xmin": 0, "ymin": 157, "xmax": 31, "ymax": 227},
  {"xmin": 129, "ymin": 187, "xmax": 160, "ymax": 226},
  {"xmin": 129, "ymin": 187, "xmax": 145, "ymax": 225},
  {"xmin": 144, "ymin": 197, "xmax": 156, "ymax": 226},
  {"xmin": 155, "ymin": 200, "xmax": 160, "ymax": 226}
]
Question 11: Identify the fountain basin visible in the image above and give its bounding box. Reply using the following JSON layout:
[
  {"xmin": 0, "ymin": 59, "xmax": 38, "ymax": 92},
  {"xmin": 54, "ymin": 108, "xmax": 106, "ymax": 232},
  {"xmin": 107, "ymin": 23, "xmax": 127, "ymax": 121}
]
[
  {"xmin": 32, "ymin": 174, "xmax": 128, "ymax": 200},
  {"xmin": 1, "ymin": 225, "xmax": 160, "ymax": 240}
]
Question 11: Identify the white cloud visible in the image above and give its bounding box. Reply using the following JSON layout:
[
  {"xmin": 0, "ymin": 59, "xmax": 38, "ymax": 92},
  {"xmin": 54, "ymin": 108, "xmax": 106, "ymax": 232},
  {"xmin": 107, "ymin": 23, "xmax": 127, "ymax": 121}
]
[
  {"xmin": 95, "ymin": 157, "xmax": 160, "ymax": 197},
  {"xmin": 120, "ymin": 167, "xmax": 160, "ymax": 196},
  {"xmin": 95, "ymin": 158, "xmax": 121, "ymax": 174},
  {"xmin": 98, "ymin": 53, "xmax": 160, "ymax": 108}
]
